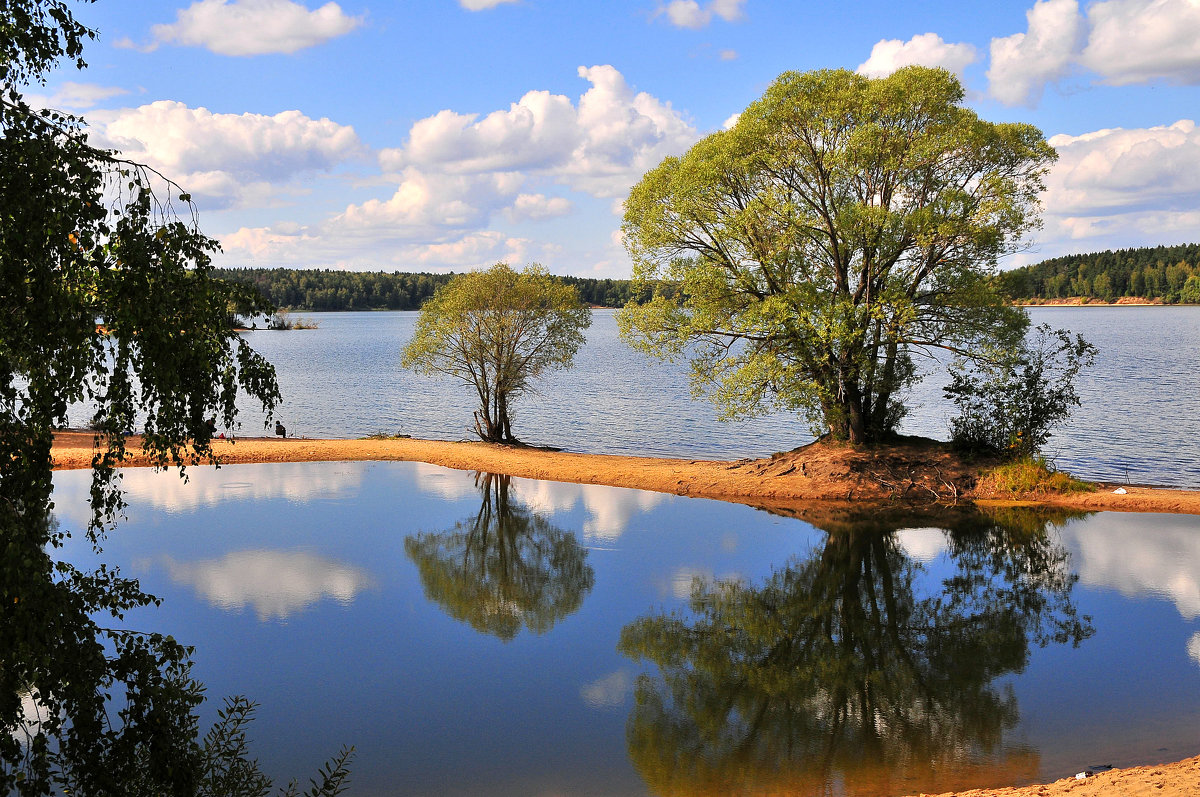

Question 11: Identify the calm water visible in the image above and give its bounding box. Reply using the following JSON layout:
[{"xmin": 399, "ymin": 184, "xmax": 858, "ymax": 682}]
[
  {"xmin": 258, "ymin": 307, "xmax": 1200, "ymax": 487},
  {"xmin": 68, "ymin": 306, "xmax": 1200, "ymax": 487},
  {"xmin": 53, "ymin": 462, "xmax": 1200, "ymax": 796}
]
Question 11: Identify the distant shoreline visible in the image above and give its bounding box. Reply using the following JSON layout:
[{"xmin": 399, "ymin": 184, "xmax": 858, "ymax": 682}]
[{"xmin": 49, "ymin": 430, "xmax": 1200, "ymax": 516}]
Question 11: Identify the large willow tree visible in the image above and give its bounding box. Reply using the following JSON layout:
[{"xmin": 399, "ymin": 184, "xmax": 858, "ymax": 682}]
[{"xmin": 619, "ymin": 67, "xmax": 1055, "ymax": 444}]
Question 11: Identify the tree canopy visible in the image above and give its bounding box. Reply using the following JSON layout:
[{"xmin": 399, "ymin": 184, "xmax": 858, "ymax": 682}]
[
  {"xmin": 1, "ymin": 1, "xmax": 349, "ymax": 792},
  {"xmin": 401, "ymin": 262, "xmax": 591, "ymax": 443},
  {"xmin": 619, "ymin": 66, "xmax": 1054, "ymax": 444}
]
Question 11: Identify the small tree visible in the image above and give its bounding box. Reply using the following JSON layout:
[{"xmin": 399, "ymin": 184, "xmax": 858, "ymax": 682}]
[
  {"xmin": 402, "ymin": 263, "xmax": 591, "ymax": 443},
  {"xmin": 945, "ymin": 324, "xmax": 1096, "ymax": 460}
]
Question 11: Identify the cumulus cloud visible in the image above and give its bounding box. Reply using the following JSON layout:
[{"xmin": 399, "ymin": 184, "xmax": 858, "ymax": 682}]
[
  {"xmin": 383, "ymin": 65, "xmax": 695, "ymax": 197},
  {"xmin": 458, "ymin": 0, "xmax": 519, "ymax": 8},
  {"xmin": 150, "ymin": 0, "xmax": 362, "ymax": 56},
  {"xmin": 88, "ymin": 100, "xmax": 363, "ymax": 209},
  {"xmin": 1030, "ymin": 119, "xmax": 1200, "ymax": 253},
  {"xmin": 505, "ymin": 193, "xmax": 573, "ymax": 222},
  {"xmin": 857, "ymin": 33, "xmax": 978, "ymax": 79},
  {"xmin": 228, "ymin": 64, "xmax": 694, "ymax": 269},
  {"xmin": 987, "ymin": 0, "xmax": 1084, "ymax": 106},
  {"xmin": 1080, "ymin": 0, "xmax": 1200, "ymax": 85},
  {"xmin": 1044, "ymin": 119, "xmax": 1200, "ymax": 215},
  {"xmin": 161, "ymin": 549, "xmax": 374, "ymax": 621},
  {"xmin": 660, "ymin": 0, "xmax": 746, "ymax": 28}
]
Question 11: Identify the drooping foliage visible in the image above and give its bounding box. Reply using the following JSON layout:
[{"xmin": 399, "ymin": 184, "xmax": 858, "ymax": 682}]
[
  {"xmin": 401, "ymin": 262, "xmax": 591, "ymax": 443},
  {"xmin": 2, "ymin": 2, "xmax": 351, "ymax": 793},
  {"xmin": 620, "ymin": 67, "xmax": 1054, "ymax": 444}
]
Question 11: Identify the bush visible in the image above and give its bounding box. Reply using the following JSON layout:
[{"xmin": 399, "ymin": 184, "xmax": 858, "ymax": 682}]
[{"xmin": 945, "ymin": 324, "xmax": 1096, "ymax": 460}]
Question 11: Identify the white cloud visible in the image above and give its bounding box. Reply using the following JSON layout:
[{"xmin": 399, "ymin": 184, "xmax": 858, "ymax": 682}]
[
  {"xmin": 987, "ymin": 0, "xmax": 1084, "ymax": 106},
  {"xmin": 857, "ymin": 33, "xmax": 978, "ymax": 79},
  {"xmin": 384, "ymin": 65, "xmax": 695, "ymax": 197},
  {"xmin": 1023, "ymin": 119, "xmax": 1200, "ymax": 254},
  {"xmin": 161, "ymin": 549, "xmax": 374, "ymax": 621},
  {"xmin": 459, "ymin": 0, "xmax": 519, "ymax": 9},
  {"xmin": 150, "ymin": 0, "xmax": 362, "ymax": 56},
  {"xmin": 505, "ymin": 193, "xmax": 573, "ymax": 222},
  {"xmin": 88, "ymin": 101, "xmax": 363, "ymax": 209},
  {"xmin": 660, "ymin": 0, "xmax": 745, "ymax": 28},
  {"xmin": 1080, "ymin": 0, "xmax": 1200, "ymax": 85},
  {"xmin": 228, "ymin": 64, "xmax": 694, "ymax": 270},
  {"xmin": 718, "ymin": 49, "xmax": 738, "ymax": 61},
  {"xmin": 895, "ymin": 527, "xmax": 948, "ymax": 563},
  {"xmin": 509, "ymin": 477, "xmax": 666, "ymax": 542},
  {"xmin": 382, "ymin": 90, "xmax": 579, "ymax": 174},
  {"xmin": 28, "ymin": 82, "xmax": 129, "ymax": 110},
  {"xmin": 1189, "ymin": 632, "xmax": 1200, "ymax": 668}
]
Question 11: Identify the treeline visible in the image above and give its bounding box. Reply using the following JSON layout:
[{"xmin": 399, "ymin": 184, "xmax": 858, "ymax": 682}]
[
  {"xmin": 217, "ymin": 267, "xmax": 651, "ymax": 310},
  {"xmin": 999, "ymin": 243, "xmax": 1200, "ymax": 303}
]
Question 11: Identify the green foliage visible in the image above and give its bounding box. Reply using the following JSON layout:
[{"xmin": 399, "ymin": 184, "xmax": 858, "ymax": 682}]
[
  {"xmin": 1, "ymin": 2, "xmax": 345, "ymax": 793},
  {"xmin": 216, "ymin": 267, "xmax": 650, "ymax": 311},
  {"xmin": 1000, "ymin": 242, "xmax": 1200, "ymax": 303},
  {"xmin": 945, "ymin": 324, "xmax": 1096, "ymax": 460},
  {"xmin": 401, "ymin": 262, "xmax": 591, "ymax": 443},
  {"xmin": 619, "ymin": 66, "xmax": 1049, "ymax": 445}
]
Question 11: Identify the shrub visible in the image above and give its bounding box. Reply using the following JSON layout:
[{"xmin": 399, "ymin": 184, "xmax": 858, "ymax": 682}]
[{"xmin": 945, "ymin": 324, "xmax": 1096, "ymax": 460}]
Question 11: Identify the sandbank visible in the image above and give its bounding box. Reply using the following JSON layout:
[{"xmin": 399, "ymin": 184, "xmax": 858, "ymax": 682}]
[{"xmin": 49, "ymin": 430, "xmax": 1200, "ymax": 516}]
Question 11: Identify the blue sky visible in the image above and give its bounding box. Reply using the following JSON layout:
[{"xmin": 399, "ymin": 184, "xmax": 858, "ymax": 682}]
[{"xmin": 33, "ymin": 0, "xmax": 1200, "ymax": 276}]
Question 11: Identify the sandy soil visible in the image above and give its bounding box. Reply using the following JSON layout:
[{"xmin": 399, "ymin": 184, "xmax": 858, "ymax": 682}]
[
  {"xmin": 49, "ymin": 430, "xmax": 1200, "ymax": 515},
  {"xmin": 48, "ymin": 430, "xmax": 1200, "ymax": 796},
  {"xmin": 909, "ymin": 755, "xmax": 1200, "ymax": 797}
]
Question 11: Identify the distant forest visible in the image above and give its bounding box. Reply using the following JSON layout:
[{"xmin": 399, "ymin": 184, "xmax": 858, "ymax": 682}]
[
  {"xmin": 220, "ymin": 244, "xmax": 1200, "ymax": 312},
  {"xmin": 217, "ymin": 267, "xmax": 649, "ymax": 311},
  {"xmin": 998, "ymin": 243, "xmax": 1200, "ymax": 303}
]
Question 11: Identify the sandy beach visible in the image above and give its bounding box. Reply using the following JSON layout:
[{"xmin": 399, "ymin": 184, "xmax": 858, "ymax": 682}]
[
  {"xmin": 48, "ymin": 430, "xmax": 1200, "ymax": 796},
  {"xmin": 50, "ymin": 430, "xmax": 1200, "ymax": 515}
]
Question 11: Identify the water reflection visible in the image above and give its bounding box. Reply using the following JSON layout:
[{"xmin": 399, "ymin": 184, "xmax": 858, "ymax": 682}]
[
  {"xmin": 619, "ymin": 506, "xmax": 1094, "ymax": 796},
  {"xmin": 156, "ymin": 550, "xmax": 374, "ymax": 621},
  {"xmin": 405, "ymin": 473, "xmax": 596, "ymax": 641}
]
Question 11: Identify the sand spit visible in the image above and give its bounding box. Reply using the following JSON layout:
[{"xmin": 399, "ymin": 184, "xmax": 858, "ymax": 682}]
[{"xmin": 50, "ymin": 430, "xmax": 1200, "ymax": 515}]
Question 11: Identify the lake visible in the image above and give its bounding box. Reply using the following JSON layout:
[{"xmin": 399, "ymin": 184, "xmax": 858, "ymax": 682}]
[
  {"xmin": 64, "ymin": 306, "xmax": 1200, "ymax": 488},
  {"xmin": 52, "ymin": 461, "xmax": 1200, "ymax": 796},
  {"xmin": 235, "ymin": 307, "xmax": 1200, "ymax": 488}
]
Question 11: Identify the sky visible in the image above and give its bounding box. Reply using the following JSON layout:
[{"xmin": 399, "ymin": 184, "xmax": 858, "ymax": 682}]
[{"xmin": 30, "ymin": 0, "xmax": 1200, "ymax": 277}]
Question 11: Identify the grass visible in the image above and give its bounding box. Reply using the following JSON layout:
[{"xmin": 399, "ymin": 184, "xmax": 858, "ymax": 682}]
[
  {"xmin": 361, "ymin": 431, "xmax": 411, "ymax": 440},
  {"xmin": 976, "ymin": 455, "xmax": 1093, "ymax": 496}
]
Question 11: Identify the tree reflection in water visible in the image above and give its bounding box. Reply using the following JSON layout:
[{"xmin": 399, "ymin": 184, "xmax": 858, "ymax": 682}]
[
  {"xmin": 619, "ymin": 505, "xmax": 1094, "ymax": 796},
  {"xmin": 405, "ymin": 472, "xmax": 595, "ymax": 640}
]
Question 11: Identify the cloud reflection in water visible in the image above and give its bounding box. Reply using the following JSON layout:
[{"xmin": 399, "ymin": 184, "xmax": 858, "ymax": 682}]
[{"xmin": 159, "ymin": 550, "xmax": 374, "ymax": 621}]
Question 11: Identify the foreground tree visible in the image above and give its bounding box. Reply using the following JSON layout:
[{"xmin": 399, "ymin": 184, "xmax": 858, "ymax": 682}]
[
  {"xmin": 401, "ymin": 262, "xmax": 591, "ymax": 443},
  {"xmin": 619, "ymin": 66, "xmax": 1055, "ymax": 445},
  {"xmin": 2, "ymin": 2, "xmax": 349, "ymax": 793}
]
